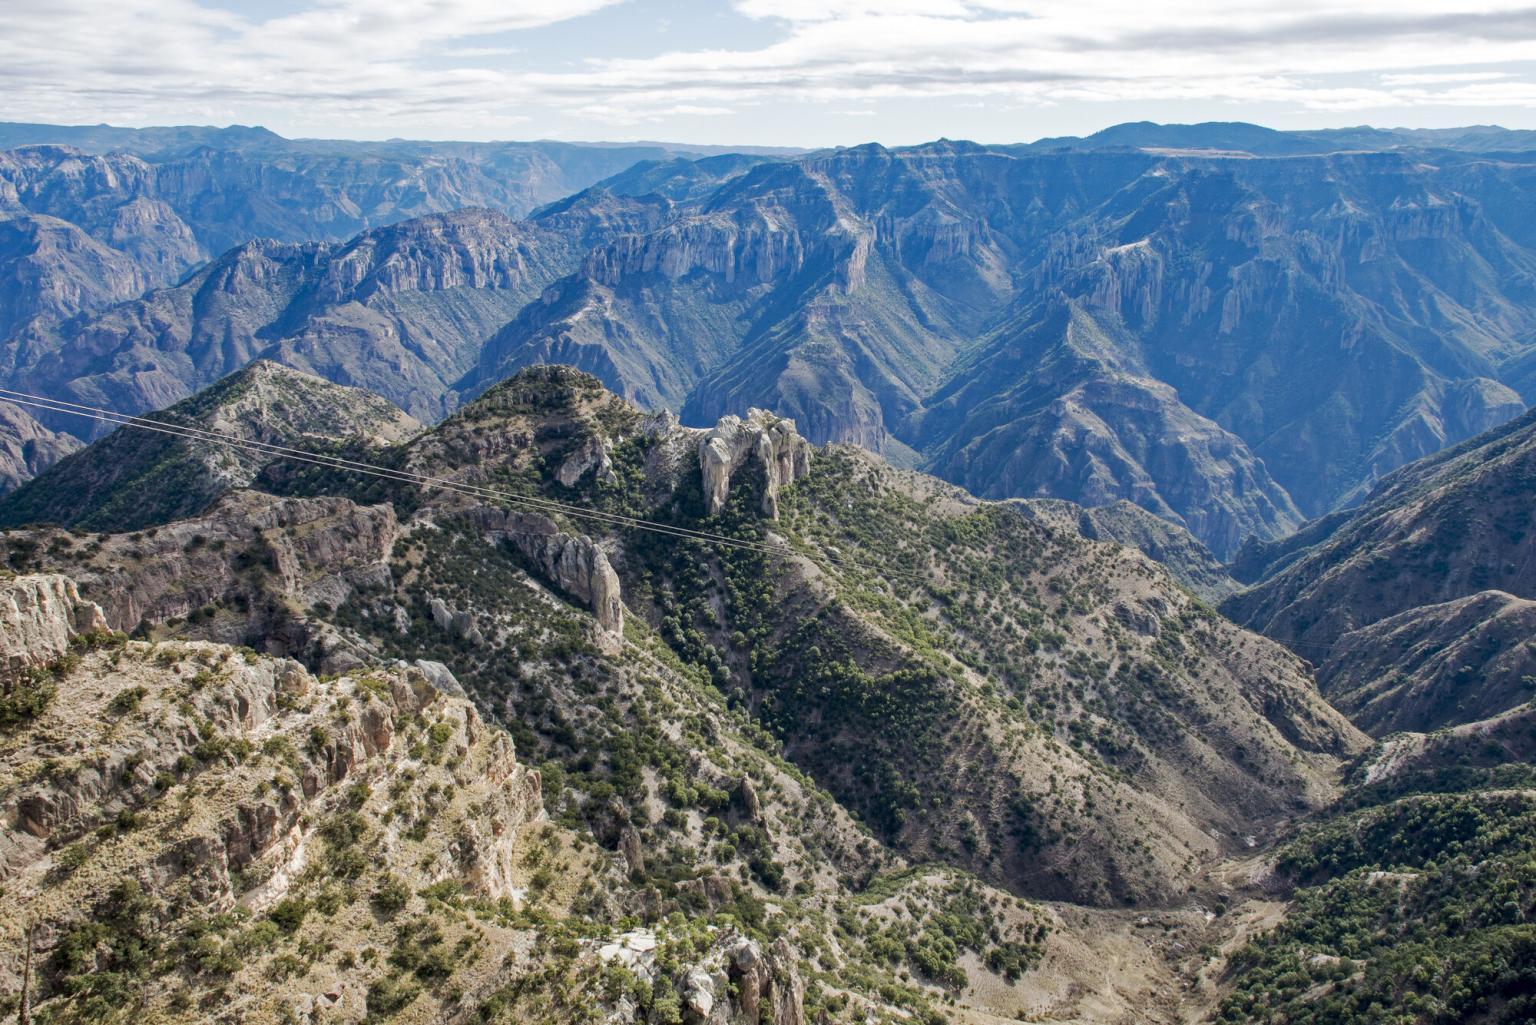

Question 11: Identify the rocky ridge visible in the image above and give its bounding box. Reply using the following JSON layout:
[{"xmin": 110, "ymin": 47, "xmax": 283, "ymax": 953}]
[
  {"xmin": 0, "ymin": 364, "xmax": 1374, "ymax": 1023},
  {"xmin": 0, "ymin": 360, "xmax": 421, "ymax": 532}
]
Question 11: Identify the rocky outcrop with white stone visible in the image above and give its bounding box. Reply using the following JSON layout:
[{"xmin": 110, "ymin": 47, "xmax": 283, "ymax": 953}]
[
  {"xmin": 0, "ymin": 574, "xmax": 108, "ymax": 671},
  {"xmin": 464, "ymin": 507, "xmax": 624, "ymax": 634},
  {"xmin": 697, "ymin": 409, "xmax": 812, "ymax": 519}
]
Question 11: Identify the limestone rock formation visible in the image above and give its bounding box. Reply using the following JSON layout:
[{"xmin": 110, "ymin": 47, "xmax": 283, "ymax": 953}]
[
  {"xmin": 466, "ymin": 506, "xmax": 624, "ymax": 633},
  {"xmin": 0, "ymin": 573, "xmax": 545, "ymax": 1017},
  {"xmin": 697, "ymin": 409, "xmax": 812, "ymax": 518},
  {"xmin": 0, "ymin": 574, "xmax": 107, "ymax": 671}
]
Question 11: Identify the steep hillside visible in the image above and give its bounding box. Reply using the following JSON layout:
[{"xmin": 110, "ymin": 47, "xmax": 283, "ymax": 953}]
[
  {"xmin": 0, "ymin": 361, "xmax": 420, "ymax": 531},
  {"xmin": 915, "ymin": 299, "xmax": 1305, "ymax": 559},
  {"xmin": 0, "ymin": 574, "xmax": 824, "ymax": 1025},
  {"xmin": 1009, "ymin": 498, "xmax": 1238, "ymax": 602},
  {"xmin": 272, "ymin": 366, "xmax": 1362, "ymax": 908},
  {"xmin": 0, "ymin": 400, "xmax": 79, "ymax": 493},
  {"xmin": 1213, "ymin": 787, "xmax": 1536, "ymax": 1025},
  {"xmin": 0, "ymin": 211, "xmax": 162, "ymax": 350},
  {"xmin": 0, "ymin": 365, "xmax": 1370, "ymax": 1023},
  {"xmin": 1225, "ymin": 407, "xmax": 1536, "ymax": 733}
]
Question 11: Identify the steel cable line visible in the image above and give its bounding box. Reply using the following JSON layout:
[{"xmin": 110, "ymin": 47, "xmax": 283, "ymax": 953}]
[
  {"xmin": 2, "ymin": 389, "xmax": 1346, "ymax": 664},
  {"xmin": 0, "ymin": 387, "xmax": 810, "ymax": 560}
]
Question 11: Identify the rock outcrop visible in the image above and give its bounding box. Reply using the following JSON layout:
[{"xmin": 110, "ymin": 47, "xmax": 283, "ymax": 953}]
[
  {"xmin": 698, "ymin": 409, "xmax": 812, "ymax": 518},
  {"xmin": 466, "ymin": 507, "xmax": 624, "ymax": 633},
  {"xmin": 597, "ymin": 929, "xmax": 807, "ymax": 1025},
  {"xmin": 0, "ymin": 573, "xmax": 107, "ymax": 671},
  {"xmin": 0, "ymin": 578, "xmax": 544, "ymax": 1014}
]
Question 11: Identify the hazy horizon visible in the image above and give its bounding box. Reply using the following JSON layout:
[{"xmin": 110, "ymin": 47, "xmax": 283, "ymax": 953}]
[{"xmin": 6, "ymin": 114, "xmax": 1533, "ymax": 152}]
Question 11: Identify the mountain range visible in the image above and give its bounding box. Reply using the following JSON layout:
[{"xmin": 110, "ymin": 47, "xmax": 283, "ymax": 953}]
[
  {"xmin": 3, "ymin": 121, "xmax": 1533, "ymax": 560},
  {"xmin": 4, "ymin": 347, "xmax": 1535, "ymax": 1023}
]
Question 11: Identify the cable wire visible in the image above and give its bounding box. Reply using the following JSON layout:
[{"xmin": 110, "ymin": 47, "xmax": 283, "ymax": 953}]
[{"xmin": 0, "ymin": 387, "xmax": 808, "ymax": 560}]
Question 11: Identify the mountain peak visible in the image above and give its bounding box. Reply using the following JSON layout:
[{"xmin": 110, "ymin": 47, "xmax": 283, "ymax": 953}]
[{"xmin": 0, "ymin": 362, "xmax": 420, "ymax": 532}]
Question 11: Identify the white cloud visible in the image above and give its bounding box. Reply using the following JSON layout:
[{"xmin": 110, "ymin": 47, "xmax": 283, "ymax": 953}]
[
  {"xmin": 1380, "ymin": 70, "xmax": 1515, "ymax": 84},
  {"xmin": 0, "ymin": 0, "xmax": 1532, "ymax": 138}
]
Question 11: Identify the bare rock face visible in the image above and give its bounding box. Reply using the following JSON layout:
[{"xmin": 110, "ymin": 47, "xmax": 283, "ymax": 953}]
[
  {"xmin": 598, "ymin": 929, "xmax": 807, "ymax": 1025},
  {"xmin": 697, "ymin": 409, "xmax": 812, "ymax": 518},
  {"xmin": 0, "ymin": 573, "xmax": 107, "ymax": 671},
  {"xmin": 465, "ymin": 507, "xmax": 624, "ymax": 633},
  {"xmin": 555, "ymin": 433, "xmax": 614, "ymax": 486},
  {"xmin": 0, "ymin": 401, "xmax": 81, "ymax": 495},
  {"xmin": 1, "ymin": 628, "xmax": 542, "ymax": 929}
]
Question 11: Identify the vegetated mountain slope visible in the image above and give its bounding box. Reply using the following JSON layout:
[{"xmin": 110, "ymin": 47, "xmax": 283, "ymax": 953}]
[
  {"xmin": 0, "ymin": 400, "xmax": 80, "ymax": 493},
  {"xmin": 0, "ymin": 361, "xmax": 420, "ymax": 532},
  {"xmin": 295, "ymin": 366, "xmax": 1360, "ymax": 906},
  {"xmin": 1213, "ymin": 785, "xmax": 1536, "ymax": 1025},
  {"xmin": 0, "ymin": 365, "xmax": 1365, "ymax": 1024},
  {"xmin": 1224, "ymin": 406, "xmax": 1536, "ymax": 734},
  {"xmin": 456, "ymin": 140, "xmax": 1536, "ymax": 555},
  {"xmin": 0, "ymin": 574, "xmax": 828, "ymax": 1025},
  {"xmin": 19, "ymin": 209, "xmax": 585, "ymax": 426},
  {"xmin": 1008, "ymin": 497, "xmax": 1238, "ymax": 603},
  {"xmin": 0, "ymin": 477, "xmax": 1091, "ymax": 1020}
]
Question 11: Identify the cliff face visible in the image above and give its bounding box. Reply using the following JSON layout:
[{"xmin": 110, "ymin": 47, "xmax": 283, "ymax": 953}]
[
  {"xmin": 0, "ymin": 573, "xmax": 107, "ymax": 670},
  {"xmin": 697, "ymin": 409, "xmax": 813, "ymax": 518},
  {"xmin": 0, "ymin": 572, "xmax": 571, "ymax": 1024},
  {"xmin": 0, "ymin": 212, "xmax": 156, "ymax": 346}
]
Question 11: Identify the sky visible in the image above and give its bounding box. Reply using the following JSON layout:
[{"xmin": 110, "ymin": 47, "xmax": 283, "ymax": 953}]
[{"xmin": 1, "ymin": 0, "xmax": 1534, "ymax": 147}]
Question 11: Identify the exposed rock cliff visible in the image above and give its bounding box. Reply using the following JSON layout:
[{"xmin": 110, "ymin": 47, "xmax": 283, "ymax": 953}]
[
  {"xmin": 0, "ymin": 573, "xmax": 107, "ymax": 670},
  {"xmin": 697, "ymin": 408, "xmax": 812, "ymax": 518},
  {"xmin": 465, "ymin": 507, "xmax": 624, "ymax": 633}
]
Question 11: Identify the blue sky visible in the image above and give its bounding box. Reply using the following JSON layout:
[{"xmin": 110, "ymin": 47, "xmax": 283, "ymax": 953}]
[{"xmin": 2, "ymin": 0, "xmax": 1534, "ymax": 146}]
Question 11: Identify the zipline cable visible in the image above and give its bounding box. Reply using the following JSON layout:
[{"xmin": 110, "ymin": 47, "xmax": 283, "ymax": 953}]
[
  {"xmin": 0, "ymin": 387, "xmax": 808, "ymax": 560},
  {"xmin": 0, "ymin": 388, "xmax": 1351, "ymax": 665}
]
